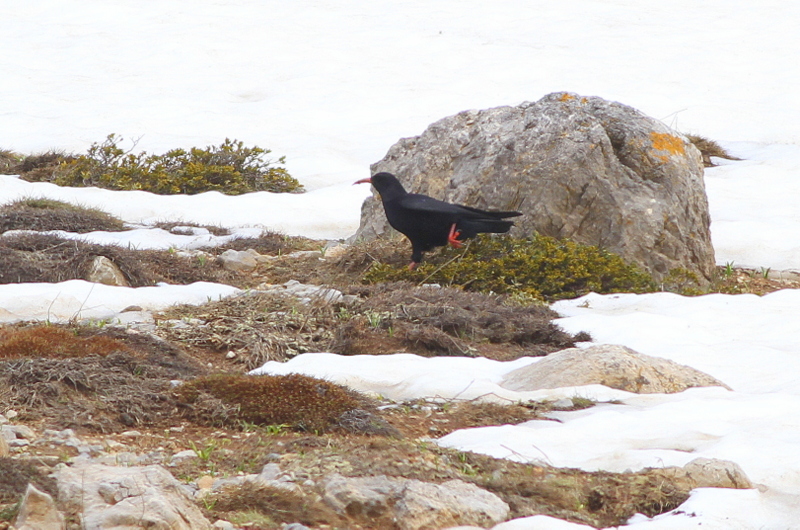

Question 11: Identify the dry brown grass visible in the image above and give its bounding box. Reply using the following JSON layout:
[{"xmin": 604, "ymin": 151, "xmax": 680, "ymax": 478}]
[
  {"xmin": 176, "ymin": 373, "xmax": 397, "ymax": 436},
  {"xmin": 0, "ymin": 325, "xmax": 206, "ymax": 432},
  {"xmin": 0, "ymin": 198, "xmax": 126, "ymax": 233},
  {"xmin": 0, "ymin": 325, "xmax": 130, "ymax": 360},
  {"xmin": 0, "ymin": 232, "xmax": 241, "ymax": 286},
  {"xmin": 209, "ymin": 482, "xmax": 345, "ymax": 528},
  {"xmin": 687, "ymin": 134, "xmax": 741, "ymax": 167}
]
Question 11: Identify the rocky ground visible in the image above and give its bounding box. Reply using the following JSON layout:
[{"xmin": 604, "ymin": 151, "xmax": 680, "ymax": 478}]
[{"xmin": 0, "ymin": 203, "xmax": 796, "ymax": 529}]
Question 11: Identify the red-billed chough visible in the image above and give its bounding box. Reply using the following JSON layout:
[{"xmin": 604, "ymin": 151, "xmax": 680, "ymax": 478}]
[{"xmin": 355, "ymin": 172, "xmax": 522, "ymax": 269}]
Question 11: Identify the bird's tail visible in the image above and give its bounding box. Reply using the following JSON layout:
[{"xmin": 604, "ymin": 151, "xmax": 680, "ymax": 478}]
[
  {"xmin": 459, "ymin": 218, "xmax": 516, "ymax": 238},
  {"xmin": 458, "ymin": 204, "xmax": 522, "ymax": 220}
]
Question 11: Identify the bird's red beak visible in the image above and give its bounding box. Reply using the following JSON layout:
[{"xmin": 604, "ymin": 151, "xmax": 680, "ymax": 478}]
[{"xmin": 353, "ymin": 177, "xmax": 372, "ymax": 185}]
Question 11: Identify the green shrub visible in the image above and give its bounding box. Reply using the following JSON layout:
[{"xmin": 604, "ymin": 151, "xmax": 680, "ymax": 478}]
[
  {"xmin": 26, "ymin": 134, "xmax": 303, "ymax": 195},
  {"xmin": 364, "ymin": 234, "xmax": 657, "ymax": 301}
]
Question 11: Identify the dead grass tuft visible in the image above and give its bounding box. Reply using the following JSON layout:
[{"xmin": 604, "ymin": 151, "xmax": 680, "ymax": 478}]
[
  {"xmin": 210, "ymin": 482, "xmax": 343, "ymax": 528},
  {"xmin": 157, "ymin": 291, "xmax": 339, "ymax": 367},
  {"xmin": 0, "ymin": 198, "xmax": 127, "ymax": 233},
  {"xmin": 4, "ymin": 150, "xmax": 71, "ymax": 181},
  {"xmin": 0, "ymin": 324, "xmax": 130, "ymax": 360},
  {"xmin": 152, "ymin": 221, "xmax": 231, "ymax": 237},
  {"xmin": 0, "ymin": 327, "xmax": 205, "ymax": 432},
  {"xmin": 0, "ymin": 149, "xmax": 22, "ymax": 173},
  {"xmin": 687, "ymin": 134, "xmax": 741, "ymax": 167},
  {"xmin": 176, "ymin": 373, "xmax": 397, "ymax": 435},
  {"xmin": 0, "ymin": 232, "xmax": 240, "ymax": 286},
  {"xmin": 208, "ymin": 230, "xmax": 318, "ymax": 256},
  {"xmin": 331, "ymin": 283, "xmax": 582, "ymax": 359}
]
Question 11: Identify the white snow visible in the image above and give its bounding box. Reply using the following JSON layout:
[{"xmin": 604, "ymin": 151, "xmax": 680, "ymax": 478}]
[{"xmin": 1, "ymin": 1, "xmax": 799, "ymax": 527}]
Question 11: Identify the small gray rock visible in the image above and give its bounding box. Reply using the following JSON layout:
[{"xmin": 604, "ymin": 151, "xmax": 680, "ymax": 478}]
[{"xmin": 13, "ymin": 484, "xmax": 65, "ymax": 530}]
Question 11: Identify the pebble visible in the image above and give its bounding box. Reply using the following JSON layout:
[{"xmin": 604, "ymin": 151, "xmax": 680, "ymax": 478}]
[
  {"xmin": 196, "ymin": 475, "xmax": 215, "ymax": 490},
  {"xmin": 120, "ymin": 430, "xmax": 143, "ymax": 438},
  {"xmin": 552, "ymin": 398, "xmax": 575, "ymax": 409}
]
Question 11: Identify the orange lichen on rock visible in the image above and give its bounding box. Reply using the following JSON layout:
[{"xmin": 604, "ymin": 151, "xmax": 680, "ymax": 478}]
[
  {"xmin": 650, "ymin": 132, "xmax": 686, "ymax": 162},
  {"xmin": 559, "ymin": 93, "xmax": 576, "ymax": 102}
]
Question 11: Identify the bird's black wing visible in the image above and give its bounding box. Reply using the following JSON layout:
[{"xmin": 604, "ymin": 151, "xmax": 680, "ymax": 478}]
[{"xmin": 398, "ymin": 194, "xmax": 521, "ymax": 219}]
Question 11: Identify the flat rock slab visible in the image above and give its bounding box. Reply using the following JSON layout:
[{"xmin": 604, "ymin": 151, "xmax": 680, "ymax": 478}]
[
  {"xmin": 501, "ymin": 344, "xmax": 730, "ymax": 394},
  {"xmin": 57, "ymin": 462, "xmax": 212, "ymax": 530}
]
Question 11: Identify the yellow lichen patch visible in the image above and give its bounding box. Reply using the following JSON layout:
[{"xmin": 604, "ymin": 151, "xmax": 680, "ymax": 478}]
[
  {"xmin": 650, "ymin": 132, "xmax": 686, "ymax": 161},
  {"xmin": 559, "ymin": 93, "xmax": 576, "ymax": 102}
]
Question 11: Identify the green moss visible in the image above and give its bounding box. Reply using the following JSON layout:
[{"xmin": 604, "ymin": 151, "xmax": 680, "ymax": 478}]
[
  {"xmin": 364, "ymin": 234, "xmax": 656, "ymax": 302},
  {"xmin": 23, "ymin": 134, "xmax": 303, "ymax": 195},
  {"xmin": 177, "ymin": 373, "xmax": 365, "ymax": 432},
  {"xmin": 660, "ymin": 267, "xmax": 704, "ymax": 296}
]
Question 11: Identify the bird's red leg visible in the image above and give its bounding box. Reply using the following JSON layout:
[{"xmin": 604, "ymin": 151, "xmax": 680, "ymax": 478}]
[
  {"xmin": 408, "ymin": 261, "xmax": 419, "ymax": 271},
  {"xmin": 447, "ymin": 223, "xmax": 463, "ymax": 249}
]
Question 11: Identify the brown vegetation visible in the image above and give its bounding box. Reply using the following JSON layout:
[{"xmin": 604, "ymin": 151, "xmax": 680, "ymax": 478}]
[{"xmin": 176, "ymin": 373, "xmax": 397, "ymax": 436}]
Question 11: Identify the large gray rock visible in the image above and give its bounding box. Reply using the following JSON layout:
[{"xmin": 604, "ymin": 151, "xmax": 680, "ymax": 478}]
[
  {"xmin": 322, "ymin": 474, "xmax": 509, "ymax": 530},
  {"xmin": 57, "ymin": 462, "xmax": 212, "ymax": 530},
  {"xmin": 354, "ymin": 92, "xmax": 714, "ymax": 283},
  {"xmin": 501, "ymin": 344, "xmax": 730, "ymax": 394}
]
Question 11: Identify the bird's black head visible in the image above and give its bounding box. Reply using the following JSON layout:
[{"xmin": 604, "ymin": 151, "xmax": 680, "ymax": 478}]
[{"xmin": 357, "ymin": 172, "xmax": 408, "ymax": 202}]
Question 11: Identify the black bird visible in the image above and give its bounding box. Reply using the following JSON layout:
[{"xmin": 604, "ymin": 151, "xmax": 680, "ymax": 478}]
[{"xmin": 355, "ymin": 172, "xmax": 522, "ymax": 269}]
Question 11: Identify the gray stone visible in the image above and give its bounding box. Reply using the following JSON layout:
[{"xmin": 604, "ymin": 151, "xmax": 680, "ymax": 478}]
[
  {"xmin": 86, "ymin": 255, "xmax": 130, "ymax": 286},
  {"xmin": 501, "ymin": 344, "xmax": 729, "ymax": 394},
  {"xmin": 168, "ymin": 449, "xmax": 198, "ymax": 465},
  {"xmin": 397, "ymin": 479, "xmax": 510, "ymax": 530},
  {"xmin": 218, "ymin": 248, "xmax": 259, "ymax": 272},
  {"xmin": 9, "ymin": 424, "xmax": 37, "ymax": 440},
  {"xmin": 680, "ymin": 457, "xmax": 752, "ymax": 489},
  {"xmin": 257, "ymin": 279, "xmax": 350, "ymax": 305},
  {"xmin": 57, "ymin": 462, "xmax": 212, "ymax": 530},
  {"xmin": 322, "ymin": 474, "xmax": 509, "ymax": 530},
  {"xmin": 0, "ymin": 425, "xmax": 15, "ymax": 442},
  {"xmin": 14, "ymin": 484, "xmax": 65, "ymax": 530},
  {"xmin": 354, "ymin": 92, "xmax": 714, "ymax": 283}
]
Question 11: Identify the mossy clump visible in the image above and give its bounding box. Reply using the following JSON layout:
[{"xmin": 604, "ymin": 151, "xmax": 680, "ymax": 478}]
[
  {"xmin": 660, "ymin": 267, "xmax": 704, "ymax": 296},
  {"xmin": 210, "ymin": 483, "xmax": 342, "ymax": 528},
  {"xmin": 21, "ymin": 134, "xmax": 303, "ymax": 195},
  {"xmin": 0, "ymin": 325, "xmax": 131, "ymax": 360},
  {"xmin": 364, "ymin": 234, "xmax": 656, "ymax": 302},
  {"xmin": 0, "ymin": 197, "xmax": 127, "ymax": 233},
  {"xmin": 177, "ymin": 373, "xmax": 383, "ymax": 433},
  {"xmin": 0, "ymin": 149, "xmax": 22, "ymax": 174}
]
